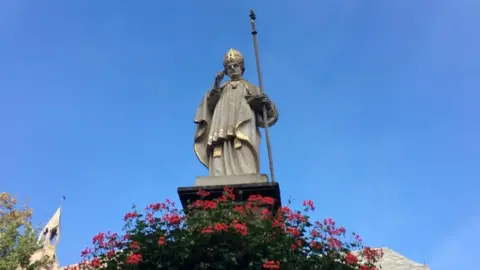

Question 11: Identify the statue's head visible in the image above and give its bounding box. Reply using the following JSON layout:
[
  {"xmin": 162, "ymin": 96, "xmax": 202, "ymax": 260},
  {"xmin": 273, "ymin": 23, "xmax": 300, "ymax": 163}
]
[{"xmin": 223, "ymin": 48, "xmax": 245, "ymax": 80}]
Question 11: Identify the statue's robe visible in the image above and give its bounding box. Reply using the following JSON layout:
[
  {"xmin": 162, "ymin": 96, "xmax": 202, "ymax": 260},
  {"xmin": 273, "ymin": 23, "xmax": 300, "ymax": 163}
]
[{"xmin": 194, "ymin": 79, "xmax": 278, "ymax": 176}]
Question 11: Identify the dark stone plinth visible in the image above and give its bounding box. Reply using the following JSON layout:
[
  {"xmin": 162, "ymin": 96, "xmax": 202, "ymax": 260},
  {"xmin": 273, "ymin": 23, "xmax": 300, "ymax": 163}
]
[{"xmin": 177, "ymin": 181, "xmax": 282, "ymax": 212}]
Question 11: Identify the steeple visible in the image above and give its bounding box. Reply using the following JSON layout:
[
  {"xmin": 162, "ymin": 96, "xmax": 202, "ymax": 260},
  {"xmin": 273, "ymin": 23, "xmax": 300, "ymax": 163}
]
[
  {"xmin": 27, "ymin": 206, "xmax": 62, "ymax": 270},
  {"xmin": 38, "ymin": 206, "xmax": 61, "ymax": 249}
]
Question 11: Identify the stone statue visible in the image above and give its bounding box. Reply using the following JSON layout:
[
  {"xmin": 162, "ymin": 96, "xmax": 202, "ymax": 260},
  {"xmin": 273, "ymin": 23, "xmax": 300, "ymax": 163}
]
[{"xmin": 194, "ymin": 48, "xmax": 278, "ymax": 176}]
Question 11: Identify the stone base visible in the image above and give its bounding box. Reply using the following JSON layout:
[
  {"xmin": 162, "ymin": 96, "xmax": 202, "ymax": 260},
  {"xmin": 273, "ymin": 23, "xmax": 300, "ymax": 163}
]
[
  {"xmin": 195, "ymin": 174, "xmax": 268, "ymax": 186},
  {"xmin": 177, "ymin": 180, "xmax": 282, "ymax": 212}
]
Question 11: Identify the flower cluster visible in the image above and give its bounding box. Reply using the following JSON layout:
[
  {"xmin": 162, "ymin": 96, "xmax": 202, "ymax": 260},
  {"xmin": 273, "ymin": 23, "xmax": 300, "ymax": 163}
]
[{"xmin": 75, "ymin": 188, "xmax": 382, "ymax": 269}]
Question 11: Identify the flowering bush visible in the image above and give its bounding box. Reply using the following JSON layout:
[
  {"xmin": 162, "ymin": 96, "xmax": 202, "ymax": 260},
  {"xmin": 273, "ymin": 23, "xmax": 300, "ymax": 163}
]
[{"xmin": 70, "ymin": 188, "xmax": 382, "ymax": 270}]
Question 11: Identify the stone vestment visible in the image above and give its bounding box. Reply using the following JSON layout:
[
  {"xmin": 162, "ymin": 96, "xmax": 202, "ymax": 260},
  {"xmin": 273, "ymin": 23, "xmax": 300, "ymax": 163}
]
[{"xmin": 194, "ymin": 79, "xmax": 278, "ymax": 176}]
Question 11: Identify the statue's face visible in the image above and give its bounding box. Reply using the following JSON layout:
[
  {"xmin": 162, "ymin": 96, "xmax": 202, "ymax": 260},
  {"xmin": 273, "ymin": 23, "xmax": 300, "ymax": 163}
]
[{"xmin": 225, "ymin": 62, "xmax": 243, "ymax": 78}]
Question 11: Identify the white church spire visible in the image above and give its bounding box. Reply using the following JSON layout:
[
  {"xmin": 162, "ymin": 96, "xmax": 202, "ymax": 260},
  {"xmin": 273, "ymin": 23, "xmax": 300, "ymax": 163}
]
[
  {"xmin": 27, "ymin": 206, "xmax": 62, "ymax": 270},
  {"xmin": 38, "ymin": 206, "xmax": 61, "ymax": 248}
]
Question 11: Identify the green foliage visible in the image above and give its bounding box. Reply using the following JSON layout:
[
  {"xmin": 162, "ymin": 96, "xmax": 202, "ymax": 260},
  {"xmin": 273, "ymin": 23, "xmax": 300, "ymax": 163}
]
[
  {"xmin": 0, "ymin": 193, "xmax": 50, "ymax": 270},
  {"xmin": 72, "ymin": 189, "xmax": 382, "ymax": 270}
]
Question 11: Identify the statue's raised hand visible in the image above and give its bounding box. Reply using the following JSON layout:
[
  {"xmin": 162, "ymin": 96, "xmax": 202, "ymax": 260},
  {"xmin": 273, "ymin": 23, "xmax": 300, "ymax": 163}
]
[{"xmin": 214, "ymin": 71, "xmax": 225, "ymax": 90}]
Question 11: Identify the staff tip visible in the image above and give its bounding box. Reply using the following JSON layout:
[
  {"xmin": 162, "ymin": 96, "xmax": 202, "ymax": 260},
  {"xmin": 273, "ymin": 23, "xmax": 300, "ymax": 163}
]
[{"xmin": 249, "ymin": 9, "xmax": 256, "ymax": 20}]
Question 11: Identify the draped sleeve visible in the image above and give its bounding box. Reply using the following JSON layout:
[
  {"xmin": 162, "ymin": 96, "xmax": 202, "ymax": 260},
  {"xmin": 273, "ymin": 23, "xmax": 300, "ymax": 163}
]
[
  {"xmin": 193, "ymin": 92, "xmax": 213, "ymax": 168},
  {"xmin": 256, "ymin": 101, "xmax": 279, "ymax": 128},
  {"xmin": 241, "ymin": 80, "xmax": 279, "ymax": 128}
]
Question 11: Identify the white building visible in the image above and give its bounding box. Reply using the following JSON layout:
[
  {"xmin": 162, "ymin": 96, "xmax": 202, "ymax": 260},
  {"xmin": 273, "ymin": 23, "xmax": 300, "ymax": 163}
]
[{"xmin": 354, "ymin": 247, "xmax": 430, "ymax": 270}]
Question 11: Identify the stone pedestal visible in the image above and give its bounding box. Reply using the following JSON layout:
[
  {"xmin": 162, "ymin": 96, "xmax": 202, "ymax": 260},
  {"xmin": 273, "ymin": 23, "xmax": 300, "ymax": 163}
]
[
  {"xmin": 195, "ymin": 174, "xmax": 268, "ymax": 186},
  {"xmin": 177, "ymin": 174, "xmax": 282, "ymax": 212}
]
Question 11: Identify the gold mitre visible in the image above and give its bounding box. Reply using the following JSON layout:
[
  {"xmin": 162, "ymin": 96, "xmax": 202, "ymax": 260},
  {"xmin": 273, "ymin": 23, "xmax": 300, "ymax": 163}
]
[{"xmin": 223, "ymin": 48, "xmax": 244, "ymax": 67}]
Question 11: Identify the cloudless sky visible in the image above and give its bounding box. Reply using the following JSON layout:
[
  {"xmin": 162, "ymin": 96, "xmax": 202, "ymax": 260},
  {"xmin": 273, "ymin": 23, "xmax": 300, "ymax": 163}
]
[{"xmin": 1, "ymin": 0, "xmax": 479, "ymax": 269}]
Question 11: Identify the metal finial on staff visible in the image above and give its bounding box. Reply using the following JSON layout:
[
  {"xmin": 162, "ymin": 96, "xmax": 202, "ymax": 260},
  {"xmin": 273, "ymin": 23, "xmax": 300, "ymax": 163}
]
[{"xmin": 249, "ymin": 9, "xmax": 276, "ymax": 183}]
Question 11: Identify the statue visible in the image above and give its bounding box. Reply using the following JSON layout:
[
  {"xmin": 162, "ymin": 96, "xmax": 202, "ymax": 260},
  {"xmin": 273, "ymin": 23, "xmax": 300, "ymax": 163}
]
[{"xmin": 194, "ymin": 48, "xmax": 278, "ymax": 177}]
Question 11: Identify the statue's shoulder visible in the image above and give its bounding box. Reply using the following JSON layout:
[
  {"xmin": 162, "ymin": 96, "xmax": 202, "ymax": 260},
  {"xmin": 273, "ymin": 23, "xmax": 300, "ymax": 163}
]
[
  {"xmin": 219, "ymin": 80, "xmax": 257, "ymax": 89},
  {"xmin": 219, "ymin": 82, "xmax": 229, "ymax": 89},
  {"xmin": 240, "ymin": 79, "xmax": 258, "ymax": 90}
]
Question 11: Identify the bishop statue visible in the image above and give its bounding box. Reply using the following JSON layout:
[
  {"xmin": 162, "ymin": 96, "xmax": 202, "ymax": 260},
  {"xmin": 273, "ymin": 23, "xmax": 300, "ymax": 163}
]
[{"xmin": 194, "ymin": 48, "xmax": 278, "ymax": 176}]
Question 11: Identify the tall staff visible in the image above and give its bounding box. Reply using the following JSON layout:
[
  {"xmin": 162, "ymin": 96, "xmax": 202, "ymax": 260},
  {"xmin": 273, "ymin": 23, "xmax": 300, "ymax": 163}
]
[{"xmin": 249, "ymin": 9, "xmax": 276, "ymax": 183}]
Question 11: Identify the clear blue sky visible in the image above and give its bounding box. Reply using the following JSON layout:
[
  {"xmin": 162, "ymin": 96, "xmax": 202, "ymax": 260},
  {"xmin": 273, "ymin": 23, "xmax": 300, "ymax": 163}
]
[{"xmin": 1, "ymin": 1, "xmax": 479, "ymax": 269}]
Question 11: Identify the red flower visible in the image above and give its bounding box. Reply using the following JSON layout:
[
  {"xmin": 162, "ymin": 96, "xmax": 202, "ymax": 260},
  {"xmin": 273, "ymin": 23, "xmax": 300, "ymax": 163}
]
[
  {"xmin": 189, "ymin": 200, "xmax": 216, "ymax": 210},
  {"xmin": 262, "ymin": 196, "xmax": 275, "ymax": 205},
  {"xmin": 310, "ymin": 230, "xmax": 321, "ymax": 238},
  {"xmin": 124, "ymin": 212, "xmax": 137, "ymax": 221},
  {"xmin": 310, "ymin": 241, "xmax": 322, "ymax": 250},
  {"xmin": 302, "ymin": 200, "xmax": 315, "ymax": 211},
  {"xmin": 221, "ymin": 187, "xmax": 235, "ymax": 200},
  {"xmin": 165, "ymin": 198, "xmax": 175, "ymax": 206},
  {"xmin": 146, "ymin": 203, "xmax": 166, "ymax": 211},
  {"xmin": 106, "ymin": 231, "xmax": 118, "ymax": 242},
  {"xmin": 232, "ymin": 220, "xmax": 247, "ymax": 236},
  {"xmin": 247, "ymin": 195, "xmax": 275, "ymax": 206},
  {"xmin": 80, "ymin": 247, "xmax": 91, "ymax": 258},
  {"xmin": 146, "ymin": 213, "xmax": 155, "ymax": 225},
  {"xmin": 107, "ymin": 250, "xmax": 115, "ymax": 258},
  {"xmin": 81, "ymin": 197, "xmax": 381, "ymax": 268},
  {"xmin": 162, "ymin": 213, "xmax": 183, "ymax": 225},
  {"xmin": 158, "ymin": 236, "xmax": 166, "ymax": 245},
  {"xmin": 263, "ymin": 260, "xmax": 280, "ymax": 269},
  {"xmin": 92, "ymin": 232, "xmax": 105, "ymax": 245},
  {"xmin": 126, "ymin": 253, "xmax": 142, "ymax": 265},
  {"xmin": 292, "ymin": 240, "xmax": 302, "ymax": 250},
  {"xmin": 260, "ymin": 208, "xmax": 271, "ymax": 219},
  {"xmin": 214, "ymin": 222, "xmax": 229, "ymax": 232},
  {"xmin": 130, "ymin": 241, "xmax": 140, "ymax": 250},
  {"xmin": 314, "ymin": 221, "xmax": 324, "ymax": 229},
  {"xmin": 189, "ymin": 200, "xmax": 204, "ymax": 209},
  {"xmin": 327, "ymin": 226, "xmax": 346, "ymax": 236},
  {"xmin": 287, "ymin": 226, "xmax": 301, "ymax": 237},
  {"xmin": 272, "ymin": 218, "xmax": 285, "ymax": 230},
  {"xmin": 345, "ymin": 252, "xmax": 359, "ymax": 264},
  {"xmin": 203, "ymin": 200, "xmax": 217, "ymax": 210},
  {"xmin": 233, "ymin": 205, "xmax": 246, "ymax": 215},
  {"xmin": 286, "ymin": 211, "xmax": 307, "ymax": 223},
  {"xmin": 324, "ymin": 217, "xmax": 335, "ymax": 226},
  {"xmin": 362, "ymin": 247, "xmax": 383, "ymax": 262},
  {"xmin": 280, "ymin": 206, "xmax": 292, "ymax": 215},
  {"xmin": 354, "ymin": 233, "xmax": 363, "ymax": 243},
  {"xmin": 201, "ymin": 225, "xmax": 214, "ymax": 234},
  {"xmin": 90, "ymin": 257, "xmax": 101, "ymax": 268},
  {"xmin": 295, "ymin": 240, "xmax": 302, "ymax": 247},
  {"xmin": 329, "ymin": 237, "xmax": 342, "ymax": 249},
  {"xmin": 196, "ymin": 189, "xmax": 210, "ymax": 197}
]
